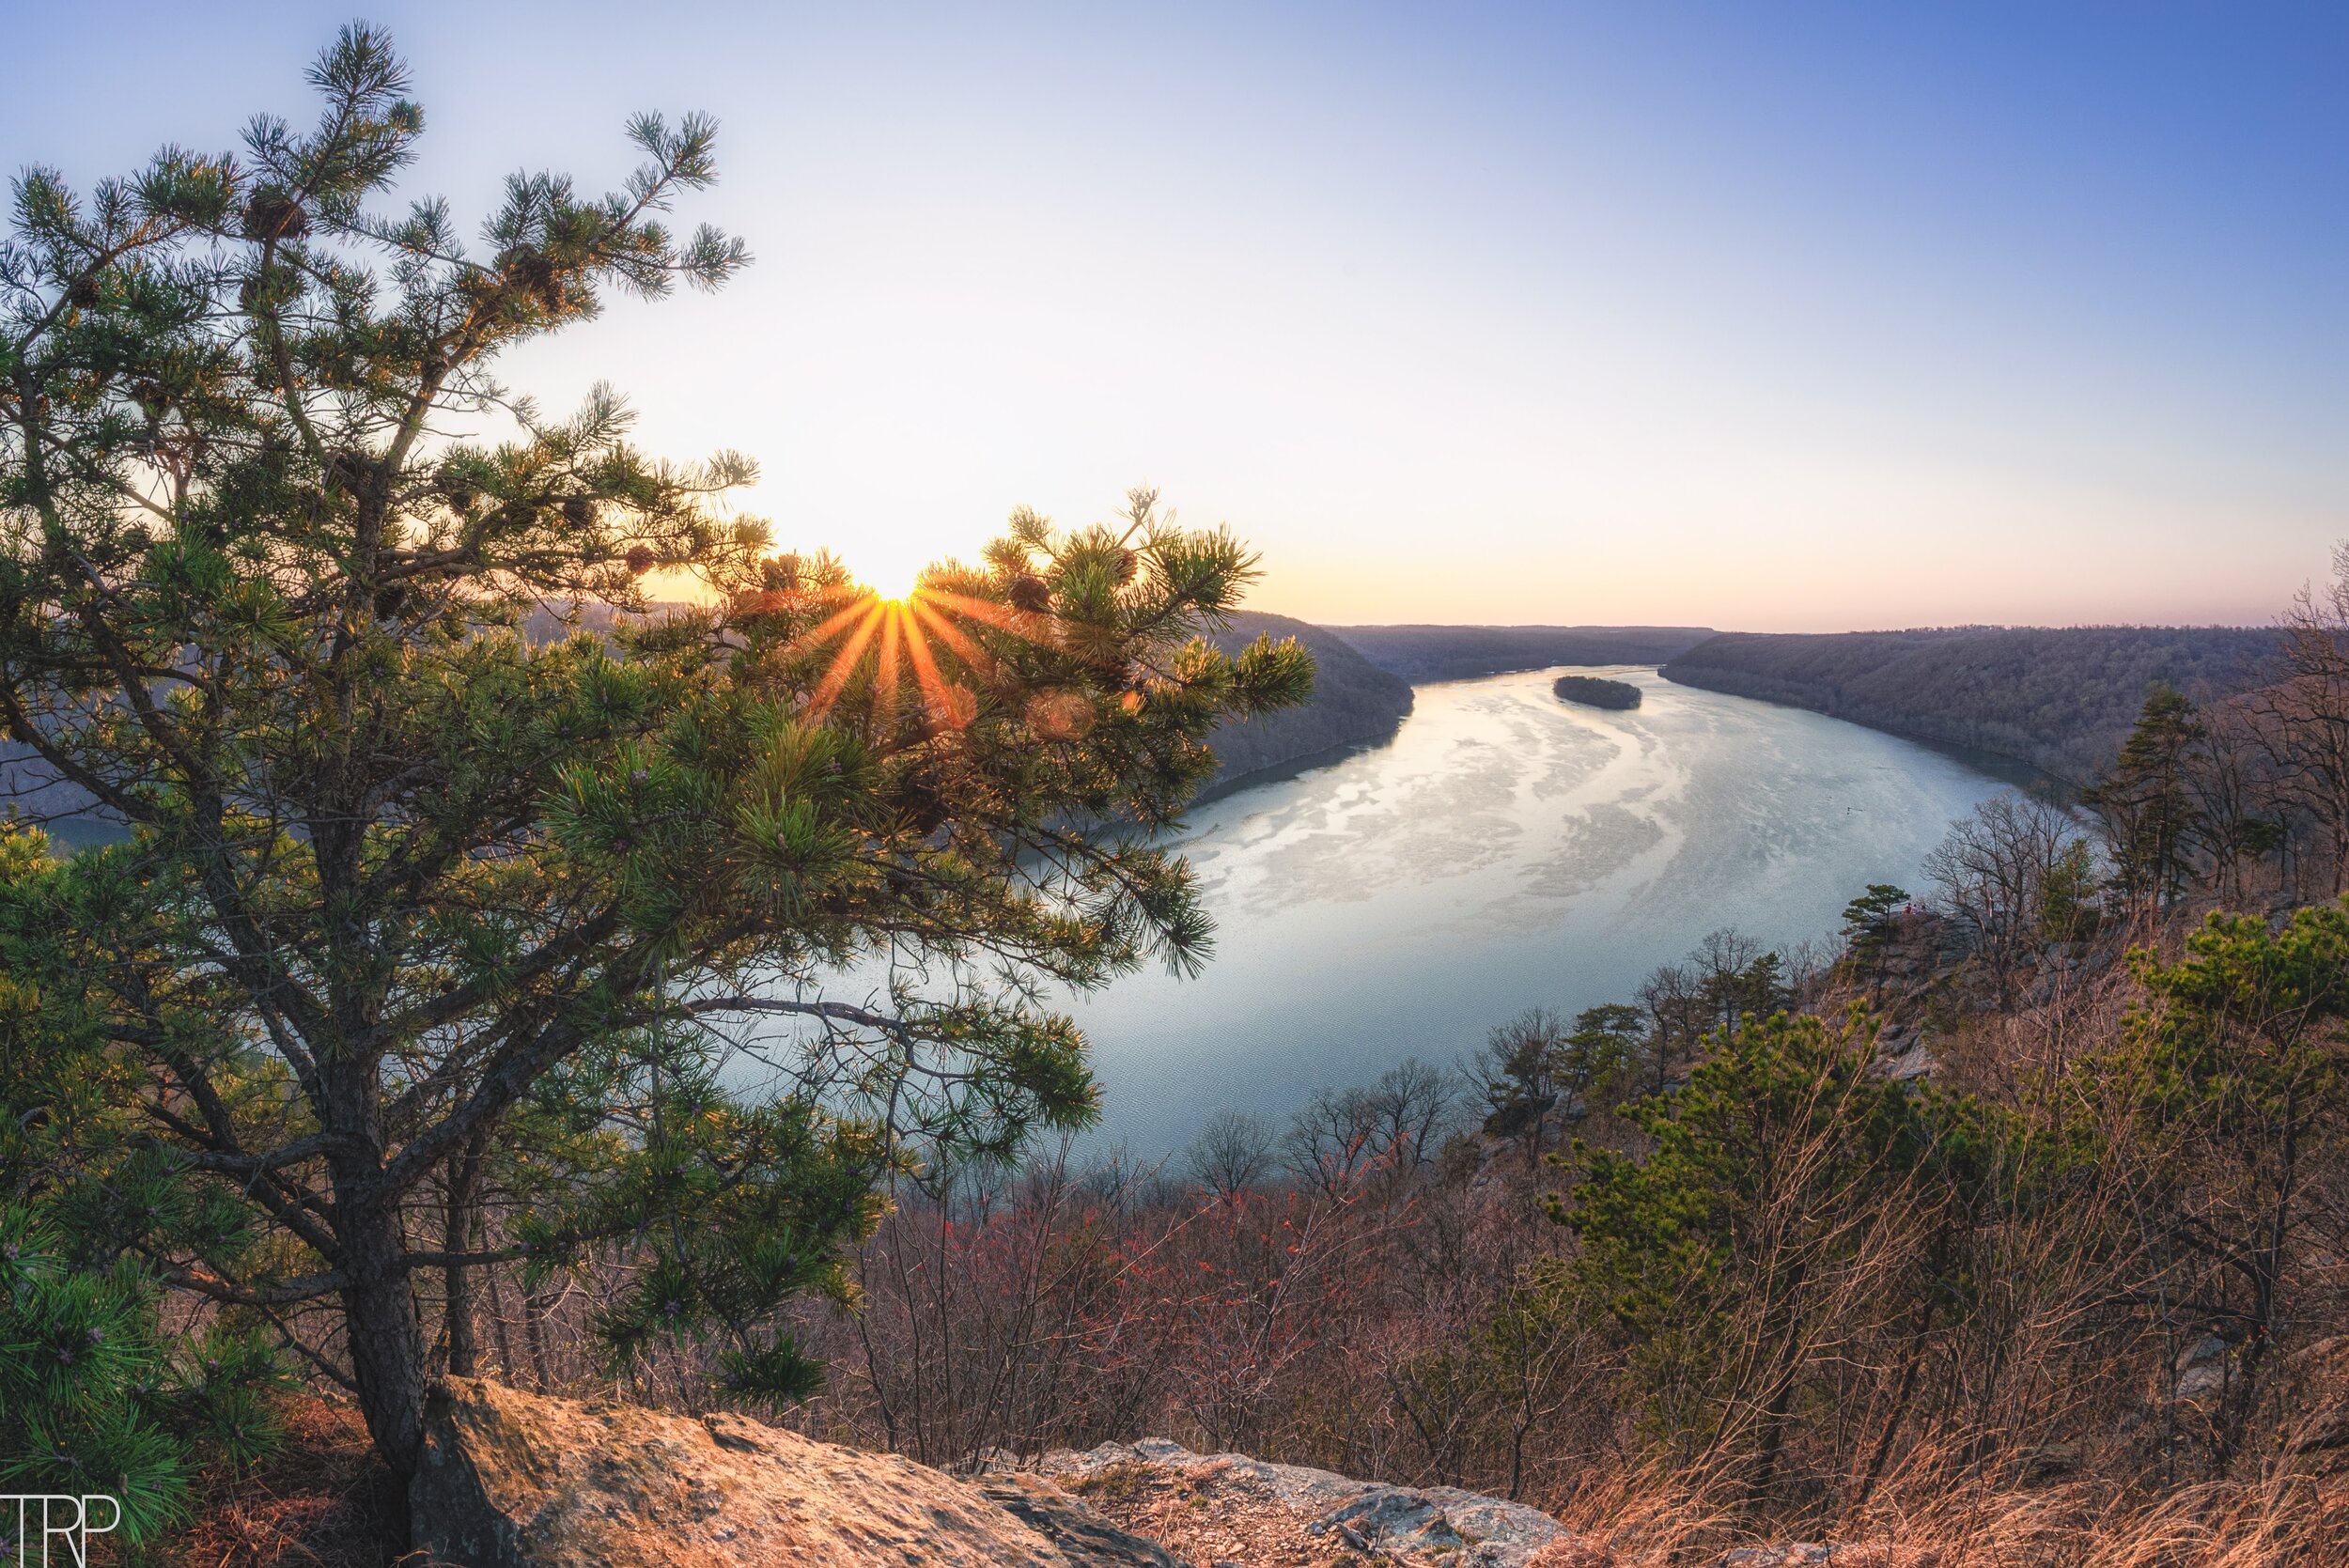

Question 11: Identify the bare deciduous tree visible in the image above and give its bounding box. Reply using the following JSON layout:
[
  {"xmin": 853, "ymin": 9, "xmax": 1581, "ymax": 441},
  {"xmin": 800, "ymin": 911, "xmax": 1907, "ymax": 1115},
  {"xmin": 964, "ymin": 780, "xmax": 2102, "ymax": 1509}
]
[
  {"xmin": 2254, "ymin": 542, "xmax": 2349, "ymax": 893},
  {"xmin": 1185, "ymin": 1110, "xmax": 1279, "ymax": 1200},
  {"xmin": 1924, "ymin": 793, "xmax": 2093, "ymax": 992}
]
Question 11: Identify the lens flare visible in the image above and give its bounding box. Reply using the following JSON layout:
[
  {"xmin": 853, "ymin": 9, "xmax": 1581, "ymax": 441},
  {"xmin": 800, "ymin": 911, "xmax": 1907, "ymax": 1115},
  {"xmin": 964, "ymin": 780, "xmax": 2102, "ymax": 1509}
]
[
  {"xmin": 792, "ymin": 582, "xmax": 1047, "ymax": 736},
  {"xmin": 858, "ymin": 558, "xmax": 924, "ymax": 603}
]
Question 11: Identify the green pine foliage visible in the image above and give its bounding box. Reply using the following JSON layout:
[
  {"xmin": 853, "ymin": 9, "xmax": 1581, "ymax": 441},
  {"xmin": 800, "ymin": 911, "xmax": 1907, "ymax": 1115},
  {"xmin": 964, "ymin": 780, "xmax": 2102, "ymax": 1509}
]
[
  {"xmin": 0, "ymin": 1211, "xmax": 188, "ymax": 1539},
  {"xmin": 1540, "ymin": 1009, "xmax": 2007, "ymax": 1492},
  {"xmin": 1470, "ymin": 1005, "xmax": 1646, "ymax": 1145},
  {"xmin": 2039, "ymin": 838, "xmax": 2099, "ymax": 939},
  {"xmin": 0, "ymin": 865, "xmax": 288, "ymax": 1542},
  {"xmin": 2081, "ymin": 685, "xmax": 2208, "ymax": 908},
  {"xmin": 2075, "ymin": 902, "xmax": 2349, "ymax": 1447},
  {"xmin": 1528, "ymin": 901, "xmax": 2349, "ymax": 1496},
  {"xmin": 0, "ymin": 23, "xmax": 1311, "ymax": 1493},
  {"xmin": 1838, "ymin": 883, "xmax": 1909, "ymax": 953}
]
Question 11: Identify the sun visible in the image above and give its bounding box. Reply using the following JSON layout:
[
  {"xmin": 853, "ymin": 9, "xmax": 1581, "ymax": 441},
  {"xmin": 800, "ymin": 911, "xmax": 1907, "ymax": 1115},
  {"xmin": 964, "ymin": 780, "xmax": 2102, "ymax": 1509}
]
[
  {"xmin": 857, "ymin": 556, "xmax": 925, "ymax": 603},
  {"xmin": 789, "ymin": 578, "xmax": 1017, "ymax": 733}
]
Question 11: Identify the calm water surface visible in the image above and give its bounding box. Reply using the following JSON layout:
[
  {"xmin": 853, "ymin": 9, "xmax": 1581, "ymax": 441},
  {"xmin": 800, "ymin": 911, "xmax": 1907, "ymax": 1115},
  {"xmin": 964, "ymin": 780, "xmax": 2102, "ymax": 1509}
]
[{"xmin": 1073, "ymin": 668, "xmax": 2013, "ymax": 1156}]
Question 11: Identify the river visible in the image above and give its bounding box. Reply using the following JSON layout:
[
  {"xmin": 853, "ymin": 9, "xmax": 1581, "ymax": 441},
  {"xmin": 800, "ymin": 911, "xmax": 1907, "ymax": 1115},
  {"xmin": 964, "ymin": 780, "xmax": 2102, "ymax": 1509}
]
[{"xmin": 1070, "ymin": 666, "xmax": 2017, "ymax": 1157}]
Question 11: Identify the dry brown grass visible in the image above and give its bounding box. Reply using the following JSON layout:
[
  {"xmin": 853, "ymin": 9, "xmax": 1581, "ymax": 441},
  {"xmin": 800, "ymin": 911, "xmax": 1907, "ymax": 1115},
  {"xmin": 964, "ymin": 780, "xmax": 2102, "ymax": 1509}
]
[
  {"xmin": 163, "ymin": 1396, "xmax": 402, "ymax": 1568},
  {"xmin": 1523, "ymin": 1457, "xmax": 2349, "ymax": 1568},
  {"xmin": 163, "ymin": 1387, "xmax": 2349, "ymax": 1568},
  {"xmin": 160, "ymin": 880, "xmax": 2349, "ymax": 1567}
]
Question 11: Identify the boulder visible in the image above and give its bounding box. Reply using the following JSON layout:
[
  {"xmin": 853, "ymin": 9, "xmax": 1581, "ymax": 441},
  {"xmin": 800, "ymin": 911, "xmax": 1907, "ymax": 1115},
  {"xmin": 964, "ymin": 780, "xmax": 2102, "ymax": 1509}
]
[
  {"xmin": 2172, "ymin": 1332, "xmax": 2235, "ymax": 1403},
  {"xmin": 975, "ymin": 1474, "xmax": 1185, "ymax": 1568},
  {"xmin": 1037, "ymin": 1438, "xmax": 1576, "ymax": 1566},
  {"xmin": 411, "ymin": 1376, "xmax": 1172, "ymax": 1567}
]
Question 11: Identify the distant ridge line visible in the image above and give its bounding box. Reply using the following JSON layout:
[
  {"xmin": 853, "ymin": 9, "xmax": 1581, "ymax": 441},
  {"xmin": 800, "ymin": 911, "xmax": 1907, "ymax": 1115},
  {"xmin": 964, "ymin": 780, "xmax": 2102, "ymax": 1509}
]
[
  {"xmin": 1324, "ymin": 624, "xmax": 1716, "ymax": 684},
  {"xmin": 1660, "ymin": 624, "xmax": 2280, "ymax": 783}
]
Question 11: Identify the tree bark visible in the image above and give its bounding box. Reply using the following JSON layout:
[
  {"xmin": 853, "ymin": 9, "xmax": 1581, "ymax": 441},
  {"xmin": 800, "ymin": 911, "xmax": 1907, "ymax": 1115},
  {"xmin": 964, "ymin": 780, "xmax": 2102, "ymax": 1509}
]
[
  {"xmin": 443, "ymin": 1135, "xmax": 488, "ymax": 1378},
  {"xmin": 524, "ymin": 1285, "xmax": 552, "ymax": 1390},
  {"xmin": 337, "ymin": 1192, "xmax": 428, "ymax": 1485}
]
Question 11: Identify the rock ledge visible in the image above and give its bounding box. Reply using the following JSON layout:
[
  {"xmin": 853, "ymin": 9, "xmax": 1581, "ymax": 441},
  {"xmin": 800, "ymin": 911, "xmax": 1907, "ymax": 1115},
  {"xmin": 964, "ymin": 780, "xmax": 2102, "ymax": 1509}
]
[
  {"xmin": 411, "ymin": 1377, "xmax": 1168, "ymax": 1567},
  {"xmin": 1034, "ymin": 1438, "xmax": 1575, "ymax": 1566}
]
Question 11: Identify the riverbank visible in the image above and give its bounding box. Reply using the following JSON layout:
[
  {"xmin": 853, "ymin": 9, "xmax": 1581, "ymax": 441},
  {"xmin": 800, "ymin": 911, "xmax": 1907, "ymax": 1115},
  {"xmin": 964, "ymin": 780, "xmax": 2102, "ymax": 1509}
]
[
  {"xmin": 1077, "ymin": 666, "xmax": 2015, "ymax": 1154},
  {"xmin": 1659, "ymin": 625, "xmax": 2275, "ymax": 784}
]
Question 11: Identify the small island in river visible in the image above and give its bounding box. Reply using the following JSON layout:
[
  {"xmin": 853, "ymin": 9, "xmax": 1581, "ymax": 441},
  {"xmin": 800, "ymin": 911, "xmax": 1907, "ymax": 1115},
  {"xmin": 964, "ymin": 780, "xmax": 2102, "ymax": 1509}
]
[{"xmin": 1553, "ymin": 674, "xmax": 1642, "ymax": 710}]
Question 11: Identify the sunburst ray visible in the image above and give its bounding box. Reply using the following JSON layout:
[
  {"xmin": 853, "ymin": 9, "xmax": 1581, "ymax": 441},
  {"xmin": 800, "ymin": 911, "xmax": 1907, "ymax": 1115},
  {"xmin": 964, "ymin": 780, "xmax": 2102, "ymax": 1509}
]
[
  {"xmin": 805, "ymin": 598, "xmax": 885, "ymax": 720},
  {"xmin": 789, "ymin": 582, "xmax": 1049, "ymax": 730}
]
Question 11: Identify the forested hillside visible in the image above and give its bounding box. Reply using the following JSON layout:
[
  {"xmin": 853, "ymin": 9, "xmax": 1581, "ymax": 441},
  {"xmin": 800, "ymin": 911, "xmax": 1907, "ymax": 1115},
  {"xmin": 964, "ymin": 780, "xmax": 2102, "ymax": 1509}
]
[
  {"xmin": 1329, "ymin": 623, "xmax": 1715, "ymax": 682},
  {"xmin": 1205, "ymin": 612, "xmax": 1415, "ymax": 784},
  {"xmin": 1663, "ymin": 625, "xmax": 2279, "ymax": 781}
]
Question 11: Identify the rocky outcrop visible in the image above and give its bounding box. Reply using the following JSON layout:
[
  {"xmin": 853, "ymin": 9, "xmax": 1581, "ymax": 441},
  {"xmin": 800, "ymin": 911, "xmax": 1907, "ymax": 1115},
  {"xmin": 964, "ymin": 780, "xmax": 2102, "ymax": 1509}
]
[
  {"xmin": 410, "ymin": 1377, "xmax": 1172, "ymax": 1567},
  {"xmin": 406, "ymin": 1376, "xmax": 1586, "ymax": 1567},
  {"xmin": 1035, "ymin": 1438, "xmax": 1576, "ymax": 1567},
  {"xmin": 976, "ymin": 1474, "xmax": 1185, "ymax": 1567}
]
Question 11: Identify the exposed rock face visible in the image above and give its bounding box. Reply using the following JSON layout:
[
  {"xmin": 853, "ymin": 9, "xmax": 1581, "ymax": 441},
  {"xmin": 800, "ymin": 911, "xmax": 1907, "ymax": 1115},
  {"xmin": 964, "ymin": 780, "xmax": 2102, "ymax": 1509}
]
[
  {"xmin": 410, "ymin": 1377, "xmax": 1171, "ymax": 1567},
  {"xmin": 1035, "ymin": 1439, "xmax": 1576, "ymax": 1567},
  {"xmin": 2173, "ymin": 1331, "xmax": 2237, "ymax": 1403},
  {"xmin": 977, "ymin": 1474, "xmax": 1184, "ymax": 1567},
  {"xmin": 408, "ymin": 1377, "xmax": 1585, "ymax": 1567}
]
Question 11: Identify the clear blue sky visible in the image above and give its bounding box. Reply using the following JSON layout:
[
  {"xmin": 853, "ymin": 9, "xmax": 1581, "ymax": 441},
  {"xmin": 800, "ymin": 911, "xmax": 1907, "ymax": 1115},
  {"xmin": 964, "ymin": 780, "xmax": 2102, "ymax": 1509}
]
[{"xmin": 6, "ymin": 2, "xmax": 2343, "ymax": 629}]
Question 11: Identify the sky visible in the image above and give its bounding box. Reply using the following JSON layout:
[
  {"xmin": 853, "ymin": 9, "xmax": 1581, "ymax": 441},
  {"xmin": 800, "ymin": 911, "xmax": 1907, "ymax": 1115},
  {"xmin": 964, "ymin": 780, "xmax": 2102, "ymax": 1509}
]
[{"xmin": 4, "ymin": 2, "xmax": 2344, "ymax": 631}]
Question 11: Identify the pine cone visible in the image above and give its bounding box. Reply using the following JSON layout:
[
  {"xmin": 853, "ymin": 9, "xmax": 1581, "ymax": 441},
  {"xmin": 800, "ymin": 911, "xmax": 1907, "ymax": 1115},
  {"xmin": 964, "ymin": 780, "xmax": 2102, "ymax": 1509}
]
[
  {"xmin": 498, "ymin": 247, "xmax": 565, "ymax": 312},
  {"xmin": 241, "ymin": 187, "xmax": 309, "ymax": 241},
  {"xmin": 436, "ymin": 463, "xmax": 477, "ymax": 514},
  {"xmin": 324, "ymin": 451, "xmax": 371, "ymax": 496}
]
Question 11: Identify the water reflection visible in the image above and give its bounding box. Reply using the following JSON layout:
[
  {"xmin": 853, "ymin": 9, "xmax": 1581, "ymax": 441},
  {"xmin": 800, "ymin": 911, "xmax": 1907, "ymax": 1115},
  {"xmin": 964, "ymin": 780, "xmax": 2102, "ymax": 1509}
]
[{"xmin": 1073, "ymin": 667, "xmax": 2013, "ymax": 1156}]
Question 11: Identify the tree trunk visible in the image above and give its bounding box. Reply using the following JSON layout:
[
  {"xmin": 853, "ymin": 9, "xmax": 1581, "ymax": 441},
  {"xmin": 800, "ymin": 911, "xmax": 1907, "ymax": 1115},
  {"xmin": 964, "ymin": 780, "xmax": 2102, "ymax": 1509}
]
[
  {"xmin": 524, "ymin": 1285, "xmax": 552, "ymax": 1390},
  {"xmin": 338, "ymin": 1196, "xmax": 428, "ymax": 1485},
  {"xmin": 443, "ymin": 1137, "xmax": 487, "ymax": 1378},
  {"xmin": 1750, "ymin": 1359, "xmax": 1800, "ymax": 1502},
  {"xmin": 485, "ymin": 1259, "xmax": 517, "ymax": 1382},
  {"xmin": 1857, "ymin": 1293, "xmax": 1935, "ymax": 1507}
]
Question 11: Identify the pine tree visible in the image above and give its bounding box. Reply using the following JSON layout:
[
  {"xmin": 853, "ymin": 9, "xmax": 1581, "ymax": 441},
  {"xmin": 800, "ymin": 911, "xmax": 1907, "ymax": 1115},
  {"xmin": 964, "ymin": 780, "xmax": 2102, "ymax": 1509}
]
[
  {"xmin": 1540, "ymin": 1012, "xmax": 2001, "ymax": 1498},
  {"xmin": 1470, "ymin": 1004, "xmax": 1642, "ymax": 1155},
  {"xmin": 1839, "ymin": 883, "xmax": 1909, "ymax": 955},
  {"xmin": 0, "ymin": 850, "xmax": 287, "ymax": 1542},
  {"xmin": 0, "ymin": 24, "xmax": 1311, "ymax": 1499},
  {"xmin": 2086, "ymin": 903, "xmax": 2349, "ymax": 1455},
  {"xmin": 1562, "ymin": 1002, "xmax": 1645, "ymax": 1110},
  {"xmin": 2082, "ymin": 685, "xmax": 2207, "ymax": 909}
]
